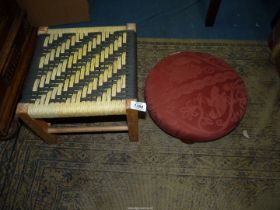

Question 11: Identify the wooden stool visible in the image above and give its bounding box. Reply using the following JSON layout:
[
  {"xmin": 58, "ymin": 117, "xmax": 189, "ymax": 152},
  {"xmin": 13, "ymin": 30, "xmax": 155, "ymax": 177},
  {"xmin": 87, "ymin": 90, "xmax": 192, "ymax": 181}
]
[{"xmin": 16, "ymin": 24, "xmax": 138, "ymax": 144}]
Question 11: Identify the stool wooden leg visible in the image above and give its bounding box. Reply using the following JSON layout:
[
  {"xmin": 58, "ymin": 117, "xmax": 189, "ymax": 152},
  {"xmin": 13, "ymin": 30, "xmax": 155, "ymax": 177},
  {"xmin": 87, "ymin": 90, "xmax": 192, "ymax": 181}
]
[
  {"xmin": 126, "ymin": 100, "xmax": 139, "ymax": 142},
  {"xmin": 126, "ymin": 108, "xmax": 139, "ymax": 142},
  {"xmin": 16, "ymin": 104, "xmax": 57, "ymax": 144}
]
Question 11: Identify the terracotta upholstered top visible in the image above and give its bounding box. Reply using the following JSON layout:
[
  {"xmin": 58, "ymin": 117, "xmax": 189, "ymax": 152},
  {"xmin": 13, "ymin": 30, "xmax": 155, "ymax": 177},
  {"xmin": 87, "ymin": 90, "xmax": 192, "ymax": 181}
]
[{"xmin": 144, "ymin": 52, "xmax": 247, "ymax": 143}]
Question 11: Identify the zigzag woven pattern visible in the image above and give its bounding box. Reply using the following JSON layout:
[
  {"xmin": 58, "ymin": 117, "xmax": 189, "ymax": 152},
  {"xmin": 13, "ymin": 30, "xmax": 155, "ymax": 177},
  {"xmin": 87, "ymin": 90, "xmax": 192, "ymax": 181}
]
[{"xmin": 21, "ymin": 26, "xmax": 137, "ymax": 118}]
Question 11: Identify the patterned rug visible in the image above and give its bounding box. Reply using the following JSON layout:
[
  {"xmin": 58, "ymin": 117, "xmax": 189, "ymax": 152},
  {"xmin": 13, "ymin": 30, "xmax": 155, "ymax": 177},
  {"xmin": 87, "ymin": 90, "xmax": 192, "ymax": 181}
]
[{"xmin": 1, "ymin": 38, "xmax": 280, "ymax": 210}]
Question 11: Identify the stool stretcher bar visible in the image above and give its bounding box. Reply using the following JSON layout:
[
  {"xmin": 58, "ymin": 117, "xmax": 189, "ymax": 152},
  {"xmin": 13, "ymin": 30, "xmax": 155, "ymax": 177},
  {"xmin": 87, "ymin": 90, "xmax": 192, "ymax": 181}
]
[{"xmin": 16, "ymin": 99, "xmax": 138, "ymax": 144}]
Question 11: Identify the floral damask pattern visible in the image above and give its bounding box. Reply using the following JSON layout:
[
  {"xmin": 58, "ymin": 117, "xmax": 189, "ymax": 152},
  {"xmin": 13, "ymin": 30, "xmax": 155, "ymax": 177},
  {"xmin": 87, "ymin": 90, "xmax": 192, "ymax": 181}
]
[
  {"xmin": 145, "ymin": 52, "xmax": 247, "ymax": 142},
  {"xmin": 180, "ymin": 80, "xmax": 247, "ymax": 132}
]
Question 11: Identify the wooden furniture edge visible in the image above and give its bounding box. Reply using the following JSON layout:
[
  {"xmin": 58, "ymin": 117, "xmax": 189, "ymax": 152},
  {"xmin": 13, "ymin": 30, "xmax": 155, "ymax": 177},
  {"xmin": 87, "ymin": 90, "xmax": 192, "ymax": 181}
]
[
  {"xmin": 126, "ymin": 23, "xmax": 136, "ymax": 32},
  {"xmin": 0, "ymin": 27, "xmax": 37, "ymax": 136},
  {"xmin": 205, "ymin": 0, "xmax": 221, "ymax": 27},
  {"xmin": 16, "ymin": 103, "xmax": 57, "ymax": 144},
  {"xmin": 126, "ymin": 99, "xmax": 139, "ymax": 142},
  {"xmin": 48, "ymin": 125, "xmax": 128, "ymax": 134},
  {"xmin": 37, "ymin": 26, "xmax": 48, "ymax": 35}
]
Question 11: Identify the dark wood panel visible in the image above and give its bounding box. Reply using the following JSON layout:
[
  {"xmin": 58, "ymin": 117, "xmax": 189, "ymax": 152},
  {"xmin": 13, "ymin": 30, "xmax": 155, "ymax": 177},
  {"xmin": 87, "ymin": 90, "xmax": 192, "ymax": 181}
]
[{"xmin": 0, "ymin": 0, "xmax": 37, "ymax": 138}]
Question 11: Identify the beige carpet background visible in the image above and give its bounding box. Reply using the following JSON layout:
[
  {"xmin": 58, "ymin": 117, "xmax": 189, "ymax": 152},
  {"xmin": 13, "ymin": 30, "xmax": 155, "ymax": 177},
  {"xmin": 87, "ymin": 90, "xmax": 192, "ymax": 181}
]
[{"xmin": 1, "ymin": 38, "xmax": 280, "ymax": 210}]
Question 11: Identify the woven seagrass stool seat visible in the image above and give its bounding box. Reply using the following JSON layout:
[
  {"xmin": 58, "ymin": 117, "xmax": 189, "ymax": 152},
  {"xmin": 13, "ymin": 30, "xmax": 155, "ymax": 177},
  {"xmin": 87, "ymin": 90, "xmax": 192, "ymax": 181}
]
[
  {"xmin": 16, "ymin": 24, "xmax": 138, "ymax": 144},
  {"xmin": 145, "ymin": 52, "xmax": 247, "ymax": 143}
]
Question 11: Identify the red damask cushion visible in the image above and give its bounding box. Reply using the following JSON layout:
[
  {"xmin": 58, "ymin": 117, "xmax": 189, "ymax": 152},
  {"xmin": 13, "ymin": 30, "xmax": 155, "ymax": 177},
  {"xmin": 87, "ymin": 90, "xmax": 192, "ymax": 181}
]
[{"xmin": 145, "ymin": 52, "xmax": 247, "ymax": 143}]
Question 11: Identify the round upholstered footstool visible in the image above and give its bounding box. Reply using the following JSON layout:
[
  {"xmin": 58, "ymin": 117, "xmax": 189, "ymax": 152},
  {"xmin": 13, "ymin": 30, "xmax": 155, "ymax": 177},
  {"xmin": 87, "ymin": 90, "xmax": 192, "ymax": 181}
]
[{"xmin": 145, "ymin": 52, "xmax": 247, "ymax": 143}]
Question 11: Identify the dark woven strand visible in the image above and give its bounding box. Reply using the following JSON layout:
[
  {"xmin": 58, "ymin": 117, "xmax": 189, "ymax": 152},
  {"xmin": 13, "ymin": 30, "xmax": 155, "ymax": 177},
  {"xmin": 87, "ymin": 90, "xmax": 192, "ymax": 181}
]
[
  {"xmin": 21, "ymin": 30, "xmax": 137, "ymax": 104},
  {"xmin": 125, "ymin": 31, "xmax": 137, "ymax": 99}
]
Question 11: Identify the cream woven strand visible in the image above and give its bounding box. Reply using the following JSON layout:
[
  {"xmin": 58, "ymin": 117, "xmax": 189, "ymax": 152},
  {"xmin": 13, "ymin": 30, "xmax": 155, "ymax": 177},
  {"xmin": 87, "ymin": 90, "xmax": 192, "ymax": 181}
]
[
  {"xmin": 46, "ymin": 26, "xmax": 127, "ymax": 35},
  {"xmin": 27, "ymin": 100, "xmax": 127, "ymax": 118}
]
